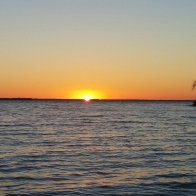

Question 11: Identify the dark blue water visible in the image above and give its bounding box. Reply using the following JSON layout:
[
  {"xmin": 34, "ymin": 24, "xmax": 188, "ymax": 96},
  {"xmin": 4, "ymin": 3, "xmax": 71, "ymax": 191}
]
[{"xmin": 0, "ymin": 100, "xmax": 195, "ymax": 196}]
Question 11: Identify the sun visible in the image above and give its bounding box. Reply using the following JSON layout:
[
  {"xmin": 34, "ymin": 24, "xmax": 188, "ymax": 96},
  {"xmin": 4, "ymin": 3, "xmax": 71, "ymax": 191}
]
[
  {"xmin": 68, "ymin": 89, "xmax": 106, "ymax": 100},
  {"xmin": 83, "ymin": 95, "xmax": 92, "ymax": 102}
]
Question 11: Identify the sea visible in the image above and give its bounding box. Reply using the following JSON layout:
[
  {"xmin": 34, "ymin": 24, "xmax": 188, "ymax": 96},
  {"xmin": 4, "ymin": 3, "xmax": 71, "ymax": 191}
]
[{"xmin": 0, "ymin": 100, "xmax": 195, "ymax": 196}]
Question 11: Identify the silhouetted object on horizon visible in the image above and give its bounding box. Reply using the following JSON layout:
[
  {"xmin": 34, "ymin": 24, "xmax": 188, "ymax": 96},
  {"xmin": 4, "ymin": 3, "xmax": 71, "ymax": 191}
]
[
  {"xmin": 192, "ymin": 81, "xmax": 196, "ymax": 107},
  {"xmin": 192, "ymin": 81, "xmax": 196, "ymax": 90}
]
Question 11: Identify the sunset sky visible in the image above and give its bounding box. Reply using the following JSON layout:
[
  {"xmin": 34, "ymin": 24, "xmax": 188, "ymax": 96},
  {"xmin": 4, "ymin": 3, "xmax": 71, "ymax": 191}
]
[{"xmin": 0, "ymin": 0, "xmax": 195, "ymax": 100}]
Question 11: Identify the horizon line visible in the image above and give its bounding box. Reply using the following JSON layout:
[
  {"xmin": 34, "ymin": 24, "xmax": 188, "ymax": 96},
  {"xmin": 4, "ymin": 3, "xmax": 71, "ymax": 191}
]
[{"xmin": 0, "ymin": 98, "xmax": 194, "ymax": 101}]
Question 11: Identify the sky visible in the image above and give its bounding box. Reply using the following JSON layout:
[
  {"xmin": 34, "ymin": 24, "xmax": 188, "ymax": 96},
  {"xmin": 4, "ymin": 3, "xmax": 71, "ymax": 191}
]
[{"xmin": 0, "ymin": 0, "xmax": 196, "ymax": 100}]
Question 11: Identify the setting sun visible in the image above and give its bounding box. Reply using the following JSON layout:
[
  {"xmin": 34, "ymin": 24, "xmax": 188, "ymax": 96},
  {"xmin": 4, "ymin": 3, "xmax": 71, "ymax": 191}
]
[
  {"xmin": 83, "ymin": 95, "xmax": 92, "ymax": 102},
  {"xmin": 68, "ymin": 89, "xmax": 105, "ymax": 100}
]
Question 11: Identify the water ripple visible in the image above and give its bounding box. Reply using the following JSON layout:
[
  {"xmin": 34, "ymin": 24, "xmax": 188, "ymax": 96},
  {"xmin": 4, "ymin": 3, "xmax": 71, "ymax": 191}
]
[{"xmin": 0, "ymin": 100, "xmax": 195, "ymax": 196}]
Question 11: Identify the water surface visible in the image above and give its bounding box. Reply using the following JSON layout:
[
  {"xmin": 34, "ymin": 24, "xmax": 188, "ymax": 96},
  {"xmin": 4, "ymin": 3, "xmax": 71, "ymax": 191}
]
[{"xmin": 0, "ymin": 100, "xmax": 195, "ymax": 195}]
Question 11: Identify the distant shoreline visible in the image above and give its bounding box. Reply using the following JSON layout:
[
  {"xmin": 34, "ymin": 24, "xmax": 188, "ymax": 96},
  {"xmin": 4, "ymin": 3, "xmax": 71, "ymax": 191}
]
[{"xmin": 0, "ymin": 98, "xmax": 194, "ymax": 101}]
